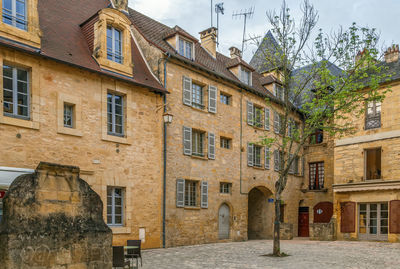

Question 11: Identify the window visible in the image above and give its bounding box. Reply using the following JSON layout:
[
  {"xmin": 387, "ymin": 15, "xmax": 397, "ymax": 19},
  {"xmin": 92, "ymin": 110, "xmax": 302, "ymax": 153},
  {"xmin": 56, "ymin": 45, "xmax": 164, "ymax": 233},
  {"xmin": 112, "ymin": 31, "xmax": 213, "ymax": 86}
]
[
  {"xmin": 107, "ymin": 26, "xmax": 123, "ymax": 64},
  {"xmin": 220, "ymin": 182, "xmax": 232, "ymax": 194},
  {"xmin": 289, "ymin": 155, "xmax": 299, "ymax": 175},
  {"xmin": 191, "ymin": 83, "xmax": 204, "ymax": 109},
  {"xmin": 220, "ymin": 137, "xmax": 231, "ymax": 149},
  {"xmin": 280, "ymin": 204, "xmax": 285, "ymax": 223},
  {"xmin": 274, "ymin": 84, "xmax": 284, "ymax": 101},
  {"xmin": 2, "ymin": 0, "xmax": 27, "ymax": 30},
  {"xmin": 192, "ymin": 130, "xmax": 205, "ymax": 157},
  {"xmin": 273, "ymin": 112, "xmax": 284, "ymax": 135},
  {"xmin": 240, "ymin": 68, "xmax": 251, "ymax": 85},
  {"xmin": 254, "ymin": 145, "xmax": 262, "ymax": 167},
  {"xmin": 274, "ymin": 150, "xmax": 283, "ymax": 171},
  {"xmin": 365, "ymin": 100, "xmax": 381, "ymax": 129},
  {"xmin": 107, "ymin": 187, "xmax": 124, "ymax": 226},
  {"xmin": 309, "ymin": 162, "xmax": 324, "ymax": 190},
  {"xmin": 178, "ymin": 38, "xmax": 193, "ymax": 59},
  {"xmin": 220, "ymin": 92, "xmax": 231, "ymax": 105},
  {"xmin": 107, "ymin": 93, "xmax": 124, "ymax": 136},
  {"xmin": 63, "ymin": 103, "xmax": 74, "ymax": 128},
  {"xmin": 365, "ymin": 148, "xmax": 381, "ymax": 180},
  {"xmin": 3, "ymin": 64, "xmax": 29, "ymax": 118},
  {"xmin": 310, "ymin": 129, "xmax": 323, "ymax": 144},
  {"xmin": 185, "ymin": 180, "xmax": 197, "ymax": 207},
  {"xmin": 254, "ymin": 106, "xmax": 263, "ymax": 128},
  {"xmin": 0, "ymin": 189, "xmax": 5, "ymax": 222}
]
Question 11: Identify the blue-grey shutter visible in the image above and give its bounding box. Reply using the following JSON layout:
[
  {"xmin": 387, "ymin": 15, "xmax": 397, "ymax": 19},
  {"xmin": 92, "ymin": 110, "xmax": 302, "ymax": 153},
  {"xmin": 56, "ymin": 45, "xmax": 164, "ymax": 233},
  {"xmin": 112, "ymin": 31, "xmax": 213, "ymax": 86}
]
[
  {"xmin": 274, "ymin": 112, "xmax": 280, "ymax": 134},
  {"xmin": 208, "ymin": 85, "xmax": 217, "ymax": 113},
  {"xmin": 265, "ymin": 147, "xmax": 270, "ymax": 169},
  {"xmin": 201, "ymin": 181, "xmax": 208, "ymax": 208},
  {"xmin": 264, "ymin": 108, "xmax": 270, "ymax": 130},
  {"xmin": 176, "ymin": 179, "xmax": 185, "ymax": 207},
  {"xmin": 182, "ymin": 76, "xmax": 192, "ymax": 106},
  {"xmin": 247, "ymin": 101, "xmax": 254, "ymax": 126},
  {"xmin": 208, "ymin": 132, "xmax": 215, "ymax": 159},
  {"xmin": 274, "ymin": 150, "xmax": 279, "ymax": 171},
  {"xmin": 183, "ymin": 126, "xmax": 192, "ymax": 155},
  {"xmin": 247, "ymin": 143, "xmax": 254, "ymax": 166}
]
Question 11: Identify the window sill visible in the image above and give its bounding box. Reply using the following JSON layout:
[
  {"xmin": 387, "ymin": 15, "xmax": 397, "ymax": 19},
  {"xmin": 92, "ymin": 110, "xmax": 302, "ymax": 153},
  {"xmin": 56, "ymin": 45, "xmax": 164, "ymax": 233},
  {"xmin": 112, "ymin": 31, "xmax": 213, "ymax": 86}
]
[
  {"xmin": 184, "ymin": 104, "xmax": 209, "ymax": 114},
  {"xmin": 252, "ymin": 166, "xmax": 265, "ymax": 170},
  {"xmin": 191, "ymin": 155, "xmax": 208, "ymax": 160},
  {"xmin": 102, "ymin": 133, "xmax": 132, "ymax": 145},
  {"xmin": 0, "ymin": 115, "xmax": 39, "ymax": 130},
  {"xmin": 305, "ymin": 142, "xmax": 327, "ymax": 148},
  {"xmin": 184, "ymin": 206, "xmax": 201, "ymax": 210},
  {"xmin": 57, "ymin": 127, "xmax": 83, "ymax": 137},
  {"xmin": 110, "ymin": 226, "xmax": 131, "ymax": 234},
  {"xmin": 301, "ymin": 188, "xmax": 328, "ymax": 193}
]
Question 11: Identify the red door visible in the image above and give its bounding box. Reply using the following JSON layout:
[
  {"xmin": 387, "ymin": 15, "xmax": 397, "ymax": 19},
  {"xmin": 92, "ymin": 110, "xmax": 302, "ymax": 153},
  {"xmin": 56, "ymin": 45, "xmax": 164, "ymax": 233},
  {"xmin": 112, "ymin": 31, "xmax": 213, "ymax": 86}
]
[{"xmin": 298, "ymin": 207, "xmax": 309, "ymax": 237}]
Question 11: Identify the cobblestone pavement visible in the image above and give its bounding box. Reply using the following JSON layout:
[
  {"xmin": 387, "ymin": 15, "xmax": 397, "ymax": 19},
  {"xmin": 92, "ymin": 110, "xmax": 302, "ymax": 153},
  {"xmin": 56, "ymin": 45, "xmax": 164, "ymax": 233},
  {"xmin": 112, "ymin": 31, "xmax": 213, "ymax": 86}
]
[{"xmin": 141, "ymin": 239, "xmax": 400, "ymax": 269}]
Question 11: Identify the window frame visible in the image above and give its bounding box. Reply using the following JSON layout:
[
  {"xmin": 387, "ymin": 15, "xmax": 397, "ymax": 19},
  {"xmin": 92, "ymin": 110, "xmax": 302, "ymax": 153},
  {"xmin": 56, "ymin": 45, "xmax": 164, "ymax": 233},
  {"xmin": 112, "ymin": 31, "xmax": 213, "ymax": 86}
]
[
  {"xmin": 253, "ymin": 145, "xmax": 262, "ymax": 167},
  {"xmin": 219, "ymin": 182, "xmax": 232, "ymax": 194},
  {"xmin": 364, "ymin": 147, "xmax": 382, "ymax": 180},
  {"xmin": 240, "ymin": 67, "xmax": 251, "ymax": 86},
  {"xmin": 107, "ymin": 26, "xmax": 123, "ymax": 64},
  {"xmin": 253, "ymin": 105, "xmax": 264, "ymax": 128},
  {"xmin": 184, "ymin": 180, "xmax": 198, "ymax": 207},
  {"xmin": 220, "ymin": 137, "xmax": 231, "ymax": 149},
  {"xmin": 3, "ymin": 64, "xmax": 30, "ymax": 119},
  {"xmin": 107, "ymin": 92, "xmax": 125, "ymax": 137},
  {"xmin": 309, "ymin": 162, "xmax": 324, "ymax": 190},
  {"xmin": 107, "ymin": 187, "xmax": 124, "ymax": 226},
  {"xmin": 192, "ymin": 129, "xmax": 205, "ymax": 157},
  {"xmin": 310, "ymin": 129, "xmax": 323, "ymax": 144},
  {"xmin": 178, "ymin": 37, "xmax": 193, "ymax": 59},
  {"xmin": 220, "ymin": 92, "xmax": 231, "ymax": 105},
  {"xmin": 2, "ymin": 0, "xmax": 27, "ymax": 31},
  {"xmin": 191, "ymin": 82, "xmax": 204, "ymax": 109},
  {"xmin": 63, "ymin": 103, "xmax": 74, "ymax": 128},
  {"xmin": 365, "ymin": 100, "xmax": 381, "ymax": 130}
]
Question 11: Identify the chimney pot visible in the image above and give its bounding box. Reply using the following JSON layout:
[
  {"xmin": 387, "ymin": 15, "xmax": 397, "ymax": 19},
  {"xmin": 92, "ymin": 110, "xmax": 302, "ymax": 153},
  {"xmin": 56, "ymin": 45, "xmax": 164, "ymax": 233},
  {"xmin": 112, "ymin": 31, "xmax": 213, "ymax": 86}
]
[
  {"xmin": 385, "ymin": 44, "xmax": 399, "ymax": 63},
  {"xmin": 229, "ymin": 46, "xmax": 242, "ymax": 59}
]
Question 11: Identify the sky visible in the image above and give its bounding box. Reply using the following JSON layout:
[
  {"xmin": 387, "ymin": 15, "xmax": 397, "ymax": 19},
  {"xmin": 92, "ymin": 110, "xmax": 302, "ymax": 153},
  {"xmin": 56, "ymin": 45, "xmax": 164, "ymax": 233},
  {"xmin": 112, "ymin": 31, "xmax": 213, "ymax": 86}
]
[{"xmin": 129, "ymin": 0, "xmax": 400, "ymax": 62}]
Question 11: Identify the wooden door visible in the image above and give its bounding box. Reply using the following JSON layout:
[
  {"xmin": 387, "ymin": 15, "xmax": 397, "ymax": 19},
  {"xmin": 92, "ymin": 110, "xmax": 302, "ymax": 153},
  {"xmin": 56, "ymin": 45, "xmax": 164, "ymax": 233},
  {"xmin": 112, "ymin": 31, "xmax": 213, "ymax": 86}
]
[
  {"xmin": 219, "ymin": 204, "xmax": 230, "ymax": 239},
  {"xmin": 298, "ymin": 207, "xmax": 309, "ymax": 237}
]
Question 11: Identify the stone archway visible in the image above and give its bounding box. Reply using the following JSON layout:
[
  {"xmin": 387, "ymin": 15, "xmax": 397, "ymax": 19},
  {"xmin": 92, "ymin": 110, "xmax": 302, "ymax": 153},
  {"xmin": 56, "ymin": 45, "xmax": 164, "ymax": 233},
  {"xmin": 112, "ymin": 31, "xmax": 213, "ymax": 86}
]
[{"xmin": 247, "ymin": 186, "xmax": 274, "ymax": 240}]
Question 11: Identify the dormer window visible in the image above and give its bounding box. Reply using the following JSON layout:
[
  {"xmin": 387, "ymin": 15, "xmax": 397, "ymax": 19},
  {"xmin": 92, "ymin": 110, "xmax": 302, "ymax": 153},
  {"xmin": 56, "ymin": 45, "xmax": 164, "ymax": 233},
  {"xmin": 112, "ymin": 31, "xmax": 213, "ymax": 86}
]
[
  {"xmin": 178, "ymin": 38, "xmax": 193, "ymax": 59},
  {"xmin": 240, "ymin": 67, "xmax": 251, "ymax": 86},
  {"xmin": 2, "ymin": 0, "xmax": 27, "ymax": 30},
  {"xmin": 107, "ymin": 26, "xmax": 123, "ymax": 64},
  {"xmin": 274, "ymin": 83, "xmax": 284, "ymax": 101}
]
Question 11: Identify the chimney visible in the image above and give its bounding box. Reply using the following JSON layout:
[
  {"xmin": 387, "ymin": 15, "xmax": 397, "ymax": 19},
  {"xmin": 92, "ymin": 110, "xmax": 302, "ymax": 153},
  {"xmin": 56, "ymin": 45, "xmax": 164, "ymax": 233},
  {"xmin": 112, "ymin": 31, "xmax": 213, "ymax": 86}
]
[
  {"xmin": 229, "ymin": 46, "xmax": 242, "ymax": 59},
  {"xmin": 199, "ymin": 27, "xmax": 217, "ymax": 58},
  {"xmin": 112, "ymin": 0, "xmax": 128, "ymax": 13},
  {"xmin": 384, "ymin": 44, "xmax": 399, "ymax": 63}
]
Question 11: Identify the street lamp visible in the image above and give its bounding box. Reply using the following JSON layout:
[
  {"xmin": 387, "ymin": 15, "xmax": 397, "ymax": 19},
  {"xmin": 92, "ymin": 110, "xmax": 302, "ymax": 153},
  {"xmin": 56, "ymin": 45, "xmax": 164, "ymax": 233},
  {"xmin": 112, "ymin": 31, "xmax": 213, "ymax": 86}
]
[{"xmin": 163, "ymin": 112, "xmax": 173, "ymax": 124}]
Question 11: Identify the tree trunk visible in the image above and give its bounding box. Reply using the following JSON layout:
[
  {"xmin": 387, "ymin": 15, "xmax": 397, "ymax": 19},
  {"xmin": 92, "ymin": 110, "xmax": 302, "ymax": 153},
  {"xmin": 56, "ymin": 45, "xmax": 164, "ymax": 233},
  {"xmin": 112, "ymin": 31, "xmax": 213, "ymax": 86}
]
[{"xmin": 273, "ymin": 197, "xmax": 281, "ymax": 256}]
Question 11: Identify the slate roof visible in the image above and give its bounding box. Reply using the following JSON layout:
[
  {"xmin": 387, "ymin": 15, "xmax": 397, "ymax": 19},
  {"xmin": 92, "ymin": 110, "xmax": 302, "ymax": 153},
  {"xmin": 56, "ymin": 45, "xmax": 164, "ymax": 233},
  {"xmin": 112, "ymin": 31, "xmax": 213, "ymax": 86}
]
[
  {"xmin": 0, "ymin": 0, "xmax": 166, "ymax": 94},
  {"xmin": 249, "ymin": 31, "xmax": 282, "ymax": 74}
]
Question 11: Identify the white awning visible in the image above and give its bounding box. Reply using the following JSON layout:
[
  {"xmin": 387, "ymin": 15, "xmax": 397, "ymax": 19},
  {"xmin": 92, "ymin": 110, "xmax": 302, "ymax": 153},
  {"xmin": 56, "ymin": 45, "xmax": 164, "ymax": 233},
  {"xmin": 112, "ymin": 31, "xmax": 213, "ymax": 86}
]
[{"xmin": 0, "ymin": 167, "xmax": 34, "ymax": 188}]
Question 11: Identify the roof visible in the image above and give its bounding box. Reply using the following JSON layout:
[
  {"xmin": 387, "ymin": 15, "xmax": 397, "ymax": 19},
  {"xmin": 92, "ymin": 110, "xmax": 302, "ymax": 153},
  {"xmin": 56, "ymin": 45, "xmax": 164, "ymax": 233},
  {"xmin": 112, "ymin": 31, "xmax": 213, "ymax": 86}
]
[
  {"xmin": 0, "ymin": 0, "xmax": 166, "ymax": 94},
  {"xmin": 250, "ymin": 31, "xmax": 282, "ymax": 74}
]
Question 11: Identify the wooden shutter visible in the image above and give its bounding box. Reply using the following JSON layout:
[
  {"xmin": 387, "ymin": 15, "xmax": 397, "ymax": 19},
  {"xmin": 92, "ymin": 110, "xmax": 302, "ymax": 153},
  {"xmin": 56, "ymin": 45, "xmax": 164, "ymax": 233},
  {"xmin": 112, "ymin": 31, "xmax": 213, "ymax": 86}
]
[
  {"xmin": 273, "ymin": 111, "xmax": 280, "ymax": 134},
  {"xmin": 264, "ymin": 147, "xmax": 270, "ymax": 169},
  {"xmin": 201, "ymin": 181, "xmax": 208, "ymax": 208},
  {"xmin": 176, "ymin": 179, "xmax": 185, "ymax": 207},
  {"xmin": 340, "ymin": 202, "xmax": 356, "ymax": 233},
  {"xmin": 182, "ymin": 76, "xmax": 192, "ymax": 106},
  {"xmin": 247, "ymin": 143, "xmax": 254, "ymax": 166},
  {"xmin": 264, "ymin": 108, "xmax": 270, "ymax": 130},
  {"xmin": 208, "ymin": 132, "xmax": 215, "ymax": 159},
  {"xmin": 390, "ymin": 200, "xmax": 400, "ymax": 233},
  {"xmin": 247, "ymin": 101, "xmax": 254, "ymax": 126},
  {"xmin": 314, "ymin": 202, "xmax": 333, "ymax": 223},
  {"xmin": 183, "ymin": 126, "xmax": 192, "ymax": 155},
  {"xmin": 274, "ymin": 150, "xmax": 279, "ymax": 171},
  {"xmin": 208, "ymin": 85, "xmax": 217, "ymax": 113}
]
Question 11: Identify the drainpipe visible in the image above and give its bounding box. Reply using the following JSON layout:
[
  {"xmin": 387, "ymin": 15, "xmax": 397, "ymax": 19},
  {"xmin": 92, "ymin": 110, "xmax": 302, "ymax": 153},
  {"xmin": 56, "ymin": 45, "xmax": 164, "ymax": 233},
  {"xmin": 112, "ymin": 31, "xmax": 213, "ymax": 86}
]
[
  {"xmin": 161, "ymin": 52, "xmax": 170, "ymax": 248},
  {"xmin": 240, "ymin": 89, "xmax": 247, "ymax": 195}
]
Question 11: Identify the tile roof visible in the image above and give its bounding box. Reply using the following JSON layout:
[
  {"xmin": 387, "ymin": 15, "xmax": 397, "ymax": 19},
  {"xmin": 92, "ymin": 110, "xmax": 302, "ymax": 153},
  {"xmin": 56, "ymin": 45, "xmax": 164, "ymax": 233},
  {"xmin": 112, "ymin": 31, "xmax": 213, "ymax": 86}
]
[{"xmin": 0, "ymin": 0, "xmax": 166, "ymax": 94}]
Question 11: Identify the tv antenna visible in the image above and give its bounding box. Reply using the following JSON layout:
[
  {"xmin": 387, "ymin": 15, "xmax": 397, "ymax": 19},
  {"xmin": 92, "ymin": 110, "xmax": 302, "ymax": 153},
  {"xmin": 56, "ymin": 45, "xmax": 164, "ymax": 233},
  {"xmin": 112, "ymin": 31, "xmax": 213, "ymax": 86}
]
[
  {"xmin": 215, "ymin": 3, "xmax": 224, "ymax": 47},
  {"xmin": 232, "ymin": 7, "xmax": 255, "ymax": 53}
]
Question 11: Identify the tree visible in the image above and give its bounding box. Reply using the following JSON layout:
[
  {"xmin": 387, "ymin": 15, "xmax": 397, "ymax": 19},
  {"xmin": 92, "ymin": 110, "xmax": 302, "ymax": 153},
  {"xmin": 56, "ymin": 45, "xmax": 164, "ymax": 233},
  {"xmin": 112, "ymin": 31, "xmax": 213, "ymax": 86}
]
[{"xmin": 256, "ymin": 0, "xmax": 391, "ymax": 256}]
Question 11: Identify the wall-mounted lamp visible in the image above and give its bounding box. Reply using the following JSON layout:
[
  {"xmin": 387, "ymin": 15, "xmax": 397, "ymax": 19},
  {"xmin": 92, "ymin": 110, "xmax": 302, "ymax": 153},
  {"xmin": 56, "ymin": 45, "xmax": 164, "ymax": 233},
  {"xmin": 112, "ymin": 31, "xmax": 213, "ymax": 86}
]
[{"xmin": 163, "ymin": 112, "xmax": 173, "ymax": 124}]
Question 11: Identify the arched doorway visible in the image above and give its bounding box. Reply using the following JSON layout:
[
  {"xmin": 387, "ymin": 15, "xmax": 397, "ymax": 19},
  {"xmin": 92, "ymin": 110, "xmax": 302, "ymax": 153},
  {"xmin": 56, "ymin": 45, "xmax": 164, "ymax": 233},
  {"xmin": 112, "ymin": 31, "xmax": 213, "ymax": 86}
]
[
  {"xmin": 218, "ymin": 203, "xmax": 230, "ymax": 239},
  {"xmin": 248, "ymin": 186, "xmax": 273, "ymax": 239}
]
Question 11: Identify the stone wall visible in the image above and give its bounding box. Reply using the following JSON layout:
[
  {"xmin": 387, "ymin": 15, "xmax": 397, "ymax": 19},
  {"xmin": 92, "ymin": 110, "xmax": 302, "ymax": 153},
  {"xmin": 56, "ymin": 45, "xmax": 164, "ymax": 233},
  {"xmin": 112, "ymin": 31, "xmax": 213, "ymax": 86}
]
[
  {"xmin": 0, "ymin": 162, "xmax": 112, "ymax": 269},
  {"xmin": 280, "ymin": 223, "xmax": 294, "ymax": 240},
  {"xmin": 310, "ymin": 220, "xmax": 336, "ymax": 241}
]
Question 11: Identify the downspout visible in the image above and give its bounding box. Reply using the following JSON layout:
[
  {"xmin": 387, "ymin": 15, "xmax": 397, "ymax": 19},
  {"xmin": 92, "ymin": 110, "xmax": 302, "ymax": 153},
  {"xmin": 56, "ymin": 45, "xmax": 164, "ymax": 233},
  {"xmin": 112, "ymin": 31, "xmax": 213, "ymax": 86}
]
[
  {"xmin": 161, "ymin": 52, "xmax": 171, "ymax": 248},
  {"xmin": 240, "ymin": 89, "xmax": 247, "ymax": 195}
]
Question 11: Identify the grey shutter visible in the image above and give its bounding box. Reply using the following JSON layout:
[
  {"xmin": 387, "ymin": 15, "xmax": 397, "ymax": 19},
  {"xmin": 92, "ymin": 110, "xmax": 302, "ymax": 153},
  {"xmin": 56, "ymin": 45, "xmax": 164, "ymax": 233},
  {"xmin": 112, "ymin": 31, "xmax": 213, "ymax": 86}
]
[
  {"xmin": 264, "ymin": 108, "xmax": 270, "ymax": 130},
  {"xmin": 289, "ymin": 154, "xmax": 294, "ymax": 174},
  {"xmin": 247, "ymin": 101, "xmax": 254, "ymax": 126},
  {"xmin": 288, "ymin": 118, "xmax": 293, "ymax": 137},
  {"xmin": 273, "ymin": 111, "xmax": 280, "ymax": 134},
  {"xmin": 208, "ymin": 132, "xmax": 215, "ymax": 159},
  {"xmin": 208, "ymin": 85, "xmax": 217, "ymax": 113},
  {"xmin": 201, "ymin": 181, "xmax": 208, "ymax": 208},
  {"xmin": 274, "ymin": 150, "xmax": 279, "ymax": 171},
  {"xmin": 265, "ymin": 147, "xmax": 270, "ymax": 169},
  {"xmin": 176, "ymin": 179, "xmax": 185, "ymax": 207},
  {"xmin": 183, "ymin": 126, "xmax": 192, "ymax": 155},
  {"xmin": 182, "ymin": 76, "xmax": 192, "ymax": 106},
  {"xmin": 247, "ymin": 143, "xmax": 254, "ymax": 166},
  {"xmin": 273, "ymin": 83, "xmax": 277, "ymax": 97}
]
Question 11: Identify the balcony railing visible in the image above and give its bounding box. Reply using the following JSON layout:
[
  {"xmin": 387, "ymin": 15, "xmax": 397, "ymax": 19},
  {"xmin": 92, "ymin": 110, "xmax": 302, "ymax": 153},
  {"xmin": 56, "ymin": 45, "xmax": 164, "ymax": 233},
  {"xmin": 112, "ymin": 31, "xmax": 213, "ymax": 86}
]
[{"xmin": 365, "ymin": 115, "xmax": 381, "ymax": 130}]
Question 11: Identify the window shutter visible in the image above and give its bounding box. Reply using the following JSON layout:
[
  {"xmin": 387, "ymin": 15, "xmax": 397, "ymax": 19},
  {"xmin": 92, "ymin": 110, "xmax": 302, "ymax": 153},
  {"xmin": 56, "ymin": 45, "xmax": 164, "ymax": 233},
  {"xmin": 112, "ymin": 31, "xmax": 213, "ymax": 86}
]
[
  {"xmin": 289, "ymin": 154, "xmax": 294, "ymax": 174},
  {"xmin": 183, "ymin": 126, "xmax": 192, "ymax": 155},
  {"xmin": 208, "ymin": 85, "xmax": 217, "ymax": 113},
  {"xmin": 264, "ymin": 108, "xmax": 270, "ymax": 130},
  {"xmin": 247, "ymin": 101, "xmax": 254, "ymax": 126},
  {"xmin": 390, "ymin": 200, "xmax": 400, "ymax": 233},
  {"xmin": 265, "ymin": 147, "xmax": 270, "ymax": 169},
  {"xmin": 247, "ymin": 143, "xmax": 254, "ymax": 166},
  {"xmin": 176, "ymin": 179, "xmax": 185, "ymax": 207},
  {"xmin": 288, "ymin": 118, "xmax": 293, "ymax": 137},
  {"xmin": 274, "ymin": 150, "xmax": 279, "ymax": 171},
  {"xmin": 201, "ymin": 181, "xmax": 208, "ymax": 208},
  {"xmin": 273, "ymin": 83, "xmax": 277, "ymax": 97},
  {"xmin": 208, "ymin": 132, "xmax": 216, "ymax": 159},
  {"xmin": 274, "ymin": 112, "xmax": 280, "ymax": 134},
  {"xmin": 340, "ymin": 202, "xmax": 356, "ymax": 233},
  {"xmin": 182, "ymin": 76, "xmax": 192, "ymax": 106}
]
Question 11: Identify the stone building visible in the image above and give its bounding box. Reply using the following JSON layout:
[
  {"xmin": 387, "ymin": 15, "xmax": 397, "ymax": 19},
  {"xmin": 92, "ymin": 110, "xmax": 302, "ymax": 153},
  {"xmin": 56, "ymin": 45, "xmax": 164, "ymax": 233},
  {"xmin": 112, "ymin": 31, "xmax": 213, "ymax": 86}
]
[{"xmin": 0, "ymin": 0, "xmax": 167, "ymax": 249}]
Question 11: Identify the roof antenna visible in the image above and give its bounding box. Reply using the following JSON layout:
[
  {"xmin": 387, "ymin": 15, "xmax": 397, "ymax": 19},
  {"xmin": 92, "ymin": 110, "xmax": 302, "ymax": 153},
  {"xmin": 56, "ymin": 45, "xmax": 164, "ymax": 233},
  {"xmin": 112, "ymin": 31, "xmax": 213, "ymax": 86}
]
[
  {"xmin": 210, "ymin": 0, "xmax": 213, "ymax": 27},
  {"xmin": 215, "ymin": 3, "xmax": 224, "ymax": 47},
  {"xmin": 232, "ymin": 7, "xmax": 255, "ymax": 53}
]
